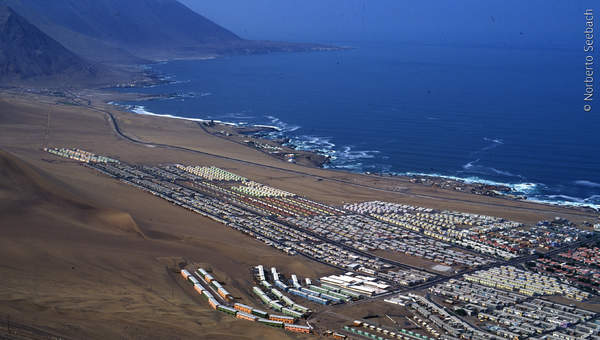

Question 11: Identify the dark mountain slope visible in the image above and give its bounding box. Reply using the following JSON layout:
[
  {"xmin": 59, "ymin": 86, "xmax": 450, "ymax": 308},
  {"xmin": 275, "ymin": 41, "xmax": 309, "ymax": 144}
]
[
  {"xmin": 16, "ymin": 0, "xmax": 241, "ymax": 47},
  {"xmin": 0, "ymin": 5, "xmax": 95, "ymax": 81},
  {"xmin": 1, "ymin": 0, "xmax": 335, "ymax": 62},
  {"xmin": 0, "ymin": 0, "xmax": 147, "ymax": 64}
]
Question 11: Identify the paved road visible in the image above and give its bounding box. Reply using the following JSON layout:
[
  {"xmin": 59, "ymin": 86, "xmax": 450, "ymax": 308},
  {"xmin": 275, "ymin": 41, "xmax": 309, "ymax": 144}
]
[
  {"xmin": 79, "ymin": 98, "xmax": 600, "ymax": 298},
  {"xmin": 73, "ymin": 97, "xmax": 598, "ymax": 221},
  {"xmin": 342, "ymin": 234, "xmax": 600, "ymax": 307},
  {"xmin": 66, "ymin": 97, "xmax": 600, "ymax": 336}
]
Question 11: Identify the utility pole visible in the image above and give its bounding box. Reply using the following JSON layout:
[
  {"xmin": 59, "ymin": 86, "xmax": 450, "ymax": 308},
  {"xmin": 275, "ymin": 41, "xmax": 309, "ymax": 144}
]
[{"xmin": 43, "ymin": 110, "xmax": 51, "ymax": 148}]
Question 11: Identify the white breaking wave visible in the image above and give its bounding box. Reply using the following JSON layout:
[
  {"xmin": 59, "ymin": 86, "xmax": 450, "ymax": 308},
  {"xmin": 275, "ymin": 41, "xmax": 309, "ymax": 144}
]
[
  {"xmin": 130, "ymin": 105, "xmax": 237, "ymax": 125},
  {"xmin": 512, "ymin": 183, "xmax": 539, "ymax": 193},
  {"xmin": 335, "ymin": 146, "xmax": 379, "ymax": 161},
  {"xmin": 545, "ymin": 194, "xmax": 587, "ymax": 203},
  {"xmin": 327, "ymin": 162, "xmax": 365, "ymax": 170},
  {"xmin": 461, "ymin": 159, "xmax": 523, "ymax": 179},
  {"xmin": 463, "ymin": 159, "xmax": 479, "ymax": 170},
  {"xmin": 286, "ymin": 133, "xmax": 380, "ymax": 170},
  {"xmin": 252, "ymin": 124, "xmax": 282, "ymax": 131},
  {"xmin": 290, "ymin": 135, "xmax": 336, "ymax": 152},
  {"xmin": 398, "ymin": 170, "xmax": 599, "ymax": 210},
  {"xmin": 266, "ymin": 115, "xmax": 301, "ymax": 132},
  {"xmin": 116, "ymin": 103, "xmax": 599, "ymax": 211},
  {"xmin": 117, "ymin": 103, "xmax": 279, "ymax": 131},
  {"xmin": 527, "ymin": 197, "xmax": 600, "ymax": 211},
  {"xmin": 483, "ymin": 137, "xmax": 504, "ymax": 144},
  {"xmin": 575, "ymin": 180, "xmax": 600, "ymax": 188},
  {"xmin": 472, "ymin": 137, "xmax": 505, "ymax": 155},
  {"xmin": 488, "ymin": 168, "xmax": 521, "ymax": 177},
  {"xmin": 401, "ymin": 171, "xmax": 533, "ymax": 190},
  {"xmin": 205, "ymin": 111, "xmax": 257, "ymax": 121}
]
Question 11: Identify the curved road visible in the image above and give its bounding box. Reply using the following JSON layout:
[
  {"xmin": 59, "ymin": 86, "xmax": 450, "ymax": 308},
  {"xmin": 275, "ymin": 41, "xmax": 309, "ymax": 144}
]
[
  {"xmin": 69, "ymin": 98, "xmax": 600, "ymax": 330},
  {"xmin": 83, "ymin": 102, "xmax": 600, "ymax": 222}
]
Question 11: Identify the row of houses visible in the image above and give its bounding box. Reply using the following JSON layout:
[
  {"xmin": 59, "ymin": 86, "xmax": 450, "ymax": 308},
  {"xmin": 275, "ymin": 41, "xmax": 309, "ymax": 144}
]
[
  {"xmin": 66, "ymin": 151, "xmax": 434, "ymax": 291},
  {"xmin": 342, "ymin": 201, "xmax": 594, "ymax": 261},
  {"xmin": 535, "ymin": 256, "xmax": 600, "ymax": 295},
  {"xmin": 430, "ymin": 279, "xmax": 526, "ymax": 312},
  {"xmin": 287, "ymin": 214, "xmax": 493, "ymax": 268},
  {"xmin": 45, "ymin": 147, "xmax": 120, "ymax": 163},
  {"xmin": 405, "ymin": 294, "xmax": 501, "ymax": 340},
  {"xmin": 179, "ymin": 267, "xmax": 312, "ymax": 334},
  {"xmin": 478, "ymin": 299, "xmax": 596, "ymax": 339},
  {"xmin": 464, "ymin": 266, "xmax": 590, "ymax": 301},
  {"xmin": 347, "ymin": 319, "xmax": 436, "ymax": 340},
  {"xmin": 176, "ymin": 164, "xmax": 247, "ymax": 181},
  {"xmin": 547, "ymin": 318, "xmax": 600, "ymax": 340},
  {"xmin": 86, "ymin": 161, "xmax": 390, "ymax": 278},
  {"xmin": 371, "ymin": 213, "xmax": 517, "ymax": 260},
  {"xmin": 429, "ymin": 277, "xmax": 597, "ymax": 340},
  {"xmin": 171, "ymin": 165, "xmax": 343, "ymax": 217}
]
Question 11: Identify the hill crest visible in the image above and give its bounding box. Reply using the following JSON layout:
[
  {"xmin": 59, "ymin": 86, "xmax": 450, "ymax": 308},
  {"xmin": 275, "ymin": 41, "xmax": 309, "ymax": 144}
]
[{"xmin": 0, "ymin": 5, "xmax": 96, "ymax": 82}]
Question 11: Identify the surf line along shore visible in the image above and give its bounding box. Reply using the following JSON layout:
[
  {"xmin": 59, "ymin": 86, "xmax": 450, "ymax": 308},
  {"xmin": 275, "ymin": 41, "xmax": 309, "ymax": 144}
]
[{"xmin": 584, "ymin": 8, "xmax": 595, "ymax": 112}]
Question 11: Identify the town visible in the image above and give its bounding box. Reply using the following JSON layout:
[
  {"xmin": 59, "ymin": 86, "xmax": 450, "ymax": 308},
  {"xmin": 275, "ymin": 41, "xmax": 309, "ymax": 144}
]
[{"xmin": 45, "ymin": 147, "xmax": 600, "ymax": 339}]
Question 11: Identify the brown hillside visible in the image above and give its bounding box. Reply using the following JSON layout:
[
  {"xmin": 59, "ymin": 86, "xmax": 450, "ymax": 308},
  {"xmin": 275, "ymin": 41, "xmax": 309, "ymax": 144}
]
[{"xmin": 0, "ymin": 149, "xmax": 145, "ymax": 238}]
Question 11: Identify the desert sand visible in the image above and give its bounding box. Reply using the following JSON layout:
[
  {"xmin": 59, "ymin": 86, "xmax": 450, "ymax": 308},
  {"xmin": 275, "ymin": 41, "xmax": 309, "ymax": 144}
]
[{"xmin": 0, "ymin": 90, "xmax": 598, "ymax": 339}]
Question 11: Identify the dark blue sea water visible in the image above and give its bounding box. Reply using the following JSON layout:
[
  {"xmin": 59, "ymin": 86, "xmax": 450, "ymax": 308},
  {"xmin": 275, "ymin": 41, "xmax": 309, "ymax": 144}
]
[{"xmin": 114, "ymin": 42, "xmax": 600, "ymax": 210}]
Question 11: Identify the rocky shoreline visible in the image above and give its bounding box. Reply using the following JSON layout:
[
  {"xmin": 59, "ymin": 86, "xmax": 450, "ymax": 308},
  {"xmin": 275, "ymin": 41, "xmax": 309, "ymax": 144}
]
[{"xmin": 198, "ymin": 120, "xmax": 331, "ymax": 168}]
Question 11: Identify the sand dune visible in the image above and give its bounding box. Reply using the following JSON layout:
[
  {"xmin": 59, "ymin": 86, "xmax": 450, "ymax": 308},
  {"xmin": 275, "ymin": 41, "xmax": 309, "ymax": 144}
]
[
  {"xmin": 0, "ymin": 137, "xmax": 325, "ymax": 339},
  {"xmin": 87, "ymin": 209, "xmax": 147, "ymax": 238},
  {"xmin": 0, "ymin": 91, "xmax": 597, "ymax": 339},
  {"xmin": 0, "ymin": 149, "xmax": 146, "ymax": 238}
]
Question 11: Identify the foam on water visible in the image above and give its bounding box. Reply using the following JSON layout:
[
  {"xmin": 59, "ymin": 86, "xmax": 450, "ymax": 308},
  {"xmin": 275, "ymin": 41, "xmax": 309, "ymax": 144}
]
[
  {"xmin": 460, "ymin": 159, "xmax": 524, "ymax": 179},
  {"xmin": 463, "ymin": 159, "xmax": 479, "ymax": 170},
  {"xmin": 399, "ymin": 171, "xmax": 536, "ymax": 191},
  {"xmin": 163, "ymin": 91, "xmax": 209, "ymax": 100},
  {"xmin": 130, "ymin": 105, "xmax": 237, "ymax": 125},
  {"xmin": 280, "ymin": 131, "xmax": 380, "ymax": 169},
  {"xmin": 252, "ymin": 124, "xmax": 282, "ymax": 131},
  {"xmin": 123, "ymin": 104, "xmax": 380, "ymax": 170},
  {"xmin": 266, "ymin": 115, "xmax": 301, "ymax": 133},
  {"xmin": 205, "ymin": 111, "xmax": 256, "ymax": 121},
  {"xmin": 470, "ymin": 137, "xmax": 505, "ymax": 156},
  {"xmin": 118, "ymin": 101, "xmax": 600, "ymax": 211},
  {"xmin": 483, "ymin": 137, "xmax": 504, "ymax": 145},
  {"xmin": 526, "ymin": 197, "xmax": 600, "ymax": 210},
  {"xmin": 121, "ymin": 103, "xmax": 600, "ymax": 211},
  {"xmin": 395, "ymin": 170, "xmax": 599, "ymax": 210},
  {"xmin": 575, "ymin": 180, "xmax": 600, "ymax": 188},
  {"xmin": 285, "ymin": 135, "xmax": 338, "ymax": 162},
  {"xmin": 512, "ymin": 182, "xmax": 539, "ymax": 193},
  {"xmin": 110, "ymin": 50, "xmax": 600, "ymax": 212}
]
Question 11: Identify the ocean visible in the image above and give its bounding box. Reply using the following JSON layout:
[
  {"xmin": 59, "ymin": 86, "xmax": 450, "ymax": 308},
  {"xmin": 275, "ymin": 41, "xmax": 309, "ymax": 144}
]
[{"xmin": 114, "ymin": 41, "xmax": 600, "ymax": 211}]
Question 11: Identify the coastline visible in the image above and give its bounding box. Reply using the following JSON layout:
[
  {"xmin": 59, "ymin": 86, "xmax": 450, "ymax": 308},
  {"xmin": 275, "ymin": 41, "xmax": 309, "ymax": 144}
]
[
  {"xmin": 105, "ymin": 98, "xmax": 600, "ymax": 213},
  {"xmin": 2, "ymin": 88, "xmax": 600, "ymax": 340},
  {"xmin": 119, "ymin": 103, "xmax": 330, "ymax": 168}
]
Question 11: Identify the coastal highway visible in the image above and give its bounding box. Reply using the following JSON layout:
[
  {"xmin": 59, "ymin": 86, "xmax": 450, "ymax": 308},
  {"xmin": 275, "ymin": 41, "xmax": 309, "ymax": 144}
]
[
  {"xmin": 57, "ymin": 94, "xmax": 599, "ymax": 329},
  {"xmin": 81, "ymin": 98, "xmax": 599, "ymax": 292},
  {"xmin": 71, "ymin": 96, "xmax": 599, "ymax": 222}
]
